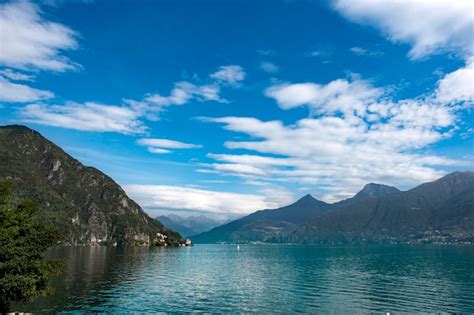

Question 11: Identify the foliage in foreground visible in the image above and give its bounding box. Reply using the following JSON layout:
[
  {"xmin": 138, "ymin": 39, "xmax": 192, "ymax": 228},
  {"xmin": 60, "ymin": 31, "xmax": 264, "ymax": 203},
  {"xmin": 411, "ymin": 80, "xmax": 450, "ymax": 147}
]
[{"xmin": 0, "ymin": 180, "xmax": 63, "ymax": 313}]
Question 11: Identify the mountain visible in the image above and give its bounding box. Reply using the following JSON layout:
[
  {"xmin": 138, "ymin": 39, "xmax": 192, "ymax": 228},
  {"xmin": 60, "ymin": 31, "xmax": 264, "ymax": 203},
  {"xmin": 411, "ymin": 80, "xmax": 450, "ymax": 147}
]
[
  {"xmin": 156, "ymin": 214, "xmax": 227, "ymax": 237},
  {"xmin": 0, "ymin": 125, "xmax": 182, "ymax": 246},
  {"xmin": 351, "ymin": 183, "xmax": 400, "ymax": 201},
  {"xmin": 157, "ymin": 215, "xmax": 197, "ymax": 238},
  {"xmin": 192, "ymin": 194, "xmax": 332, "ymax": 243},
  {"xmin": 193, "ymin": 172, "xmax": 474, "ymax": 244}
]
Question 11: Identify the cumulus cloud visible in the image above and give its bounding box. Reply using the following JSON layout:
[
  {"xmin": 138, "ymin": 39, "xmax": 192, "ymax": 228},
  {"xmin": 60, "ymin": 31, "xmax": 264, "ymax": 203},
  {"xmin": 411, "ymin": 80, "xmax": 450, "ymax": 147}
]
[
  {"xmin": 435, "ymin": 57, "xmax": 474, "ymax": 105},
  {"xmin": 20, "ymin": 102, "xmax": 147, "ymax": 134},
  {"xmin": 137, "ymin": 138, "xmax": 202, "ymax": 154},
  {"xmin": 0, "ymin": 76, "xmax": 53, "ymax": 102},
  {"xmin": 201, "ymin": 66, "xmax": 471, "ymax": 201},
  {"xmin": 0, "ymin": 0, "xmax": 80, "ymax": 71},
  {"xmin": 265, "ymin": 79, "xmax": 383, "ymax": 117},
  {"xmin": 210, "ymin": 65, "xmax": 246, "ymax": 86},
  {"xmin": 124, "ymin": 184, "xmax": 293, "ymax": 215},
  {"xmin": 203, "ymin": 114, "xmax": 460, "ymax": 200},
  {"xmin": 333, "ymin": 0, "xmax": 474, "ymax": 59}
]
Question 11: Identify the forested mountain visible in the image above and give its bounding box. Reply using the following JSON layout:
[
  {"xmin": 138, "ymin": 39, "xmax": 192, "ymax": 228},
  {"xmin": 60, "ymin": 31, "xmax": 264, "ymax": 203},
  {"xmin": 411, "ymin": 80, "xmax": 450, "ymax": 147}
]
[
  {"xmin": 0, "ymin": 125, "xmax": 182, "ymax": 246},
  {"xmin": 193, "ymin": 172, "xmax": 474, "ymax": 244}
]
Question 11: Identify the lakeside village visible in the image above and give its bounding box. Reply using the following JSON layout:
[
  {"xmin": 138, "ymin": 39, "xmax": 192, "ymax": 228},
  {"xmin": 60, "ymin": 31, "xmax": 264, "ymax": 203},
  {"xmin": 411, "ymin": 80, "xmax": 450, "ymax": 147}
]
[
  {"xmin": 77, "ymin": 232, "xmax": 193, "ymax": 247},
  {"xmin": 156, "ymin": 232, "xmax": 193, "ymax": 247}
]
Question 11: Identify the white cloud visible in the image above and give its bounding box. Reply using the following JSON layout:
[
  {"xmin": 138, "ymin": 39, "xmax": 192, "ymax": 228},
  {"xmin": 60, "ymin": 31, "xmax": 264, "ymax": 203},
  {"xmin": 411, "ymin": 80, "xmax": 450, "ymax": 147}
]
[
  {"xmin": 147, "ymin": 147, "xmax": 171, "ymax": 154},
  {"xmin": 334, "ymin": 0, "xmax": 474, "ymax": 59},
  {"xmin": 260, "ymin": 62, "xmax": 279, "ymax": 74},
  {"xmin": 20, "ymin": 102, "xmax": 147, "ymax": 134},
  {"xmin": 0, "ymin": 0, "xmax": 80, "ymax": 71},
  {"xmin": 265, "ymin": 79, "xmax": 383, "ymax": 117},
  {"xmin": 349, "ymin": 46, "xmax": 383, "ymax": 57},
  {"xmin": 124, "ymin": 65, "xmax": 246, "ymax": 120},
  {"xmin": 137, "ymin": 138, "xmax": 201, "ymax": 154},
  {"xmin": 435, "ymin": 57, "xmax": 474, "ymax": 105},
  {"xmin": 123, "ymin": 82, "xmax": 224, "ymax": 121},
  {"xmin": 0, "ymin": 69, "xmax": 35, "ymax": 81},
  {"xmin": 0, "ymin": 76, "xmax": 53, "ymax": 102},
  {"xmin": 144, "ymin": 81, "xmax": 222, "ymax": 107},
  {"xmin": 124, "ymin": 184, "xmax": 291, "ymax": 215},
  {"xmin": 203, "ymin": 114, "xmax": 460, "ymax": 200},
  {"xmin": 210, "ymin": 65, "xmax": 246, "ymax": 86},
  {"xmin": 137, "ymin": 138, "xmax": 201, "ymax": 149},
  {"xmin": 201, "ymin": 68, "xmax": 469, "ymax": 201}
]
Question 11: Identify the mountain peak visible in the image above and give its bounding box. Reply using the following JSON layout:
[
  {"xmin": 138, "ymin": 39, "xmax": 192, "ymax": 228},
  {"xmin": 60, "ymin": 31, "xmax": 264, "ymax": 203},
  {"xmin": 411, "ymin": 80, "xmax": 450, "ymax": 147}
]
[
  {"xmin": 294, "ymin": 193, "xmax": 325, "ymax": 205},
  {"xmin": 1, "ymin": 124, "xmax": 35, "ymax": 134},
  {"xmin": 300, "ymin": 193, "xmax": 315, "ymax": 201},
  {"xmin": 414, "ymin": 171, "xmax": 474, "ymax": 196},
  {"xmin": 355, "ymin": 183, "xmax": 400, "ymax": 199}
]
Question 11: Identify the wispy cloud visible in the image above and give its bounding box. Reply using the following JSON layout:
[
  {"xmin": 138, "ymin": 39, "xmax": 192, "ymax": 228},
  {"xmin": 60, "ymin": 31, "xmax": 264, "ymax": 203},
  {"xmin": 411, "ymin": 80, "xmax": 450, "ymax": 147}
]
[
  {"xmin": 260, "ymin": 62, "xmax": 279, "ymax": 74},
  {"xmin": 137, "ymin": 138, "xmax": 202, "ymax": 154},
  {"xmin": 200, "ymin": 63, "xmax": 471, "ymax": 201},
  {"xmin": 0, "ymin": 69, "xmax": 35, "ymax": 81},
  {"xmin": 210, "ymin": 65, "xmax": 246, "ymax": 87},
  {"xmin": 349, "ymin": 46, "xmax": 383, "ymax": 57},
  {"xmin": 0, "ymin": 77, "xmax": 53, "ymax": 102},
  {"xmin": 0, "ymin": 0, "xmax": 80, "ymax": 71},
  {"xmin": 124, "ymin": 81, "xmax": 224, "ymax": 121},
  {"xmin": 333, "ymin": 0, "xmax": 473, "ymax": 60},
  {"xmin": 123, "ymin": 65, "xmax": 246, "ymax": 122},
  {"xmin": 124, "ymin": 184, "xmax": 293, "ymax": 215},
  {"xmin": 20, "ymin": 102, "xmax": 147, "ymax": 134}
]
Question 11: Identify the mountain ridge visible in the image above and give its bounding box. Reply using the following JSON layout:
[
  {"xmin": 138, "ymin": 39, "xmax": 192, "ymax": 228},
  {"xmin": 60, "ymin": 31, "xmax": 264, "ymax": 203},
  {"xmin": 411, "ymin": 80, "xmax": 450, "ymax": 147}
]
[
  {"xmin": 193, "ymin": 172, "xmax": 474, "ymax": 244},
  {"xmin": 0, "ymin": 125, "xmax": 182, "ymax": 246}
]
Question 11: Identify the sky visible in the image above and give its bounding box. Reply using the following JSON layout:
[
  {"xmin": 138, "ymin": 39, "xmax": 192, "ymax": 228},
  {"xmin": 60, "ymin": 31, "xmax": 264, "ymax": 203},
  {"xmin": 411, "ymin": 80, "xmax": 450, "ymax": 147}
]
[{"xmin": 0, "ymin": 0, "xmax": 473, "ymax": 219}]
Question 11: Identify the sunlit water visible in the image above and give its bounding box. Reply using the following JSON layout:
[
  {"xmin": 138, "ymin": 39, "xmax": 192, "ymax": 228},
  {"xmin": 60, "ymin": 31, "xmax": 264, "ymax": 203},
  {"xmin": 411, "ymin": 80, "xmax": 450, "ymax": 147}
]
[{"xmin": 15, "ymin": 244, "xmax": 474, "ymax": 313}]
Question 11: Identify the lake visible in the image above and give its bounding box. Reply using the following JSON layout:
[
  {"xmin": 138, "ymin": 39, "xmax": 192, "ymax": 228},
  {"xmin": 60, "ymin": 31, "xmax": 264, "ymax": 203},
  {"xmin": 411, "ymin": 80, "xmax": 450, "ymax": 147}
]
[{"xmin": 14, "ymin": 244, "xmax": 474, "ymax": 313}]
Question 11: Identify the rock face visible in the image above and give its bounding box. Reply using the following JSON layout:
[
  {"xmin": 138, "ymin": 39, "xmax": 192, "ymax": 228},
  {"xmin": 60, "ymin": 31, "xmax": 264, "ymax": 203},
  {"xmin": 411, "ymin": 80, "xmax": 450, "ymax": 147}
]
[
  {"xmin": 193, "ymin": 172, "xmax": 474, "ymax": 244},
  {"xmin": 0, "ymin": 125, "xmax": 182, "ymax": 246}
]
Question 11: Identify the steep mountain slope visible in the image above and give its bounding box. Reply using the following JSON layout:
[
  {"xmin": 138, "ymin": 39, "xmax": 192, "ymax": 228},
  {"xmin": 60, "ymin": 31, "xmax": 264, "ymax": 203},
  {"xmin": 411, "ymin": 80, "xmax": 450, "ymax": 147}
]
[
  {"xmin": 290, "ymin": 172, "xmax": 474, "ymax": 244},
  {"xmin": 157, "ymin": 214, "xmax": 226, "ymax": 237},
  {"xmin": 192, "ymin": 194, "xmax": 332, "ymax": 243},
  {"xmin": 350, "ymin": 183, "xmax": 400, "ymax": 201},
  {"xmin": 193, "ymin": 172, "xmax": 474, "ymax": 244},
  {"xmin": 0, "ymin": 125, "xmax": 182, "ymax": 246}
]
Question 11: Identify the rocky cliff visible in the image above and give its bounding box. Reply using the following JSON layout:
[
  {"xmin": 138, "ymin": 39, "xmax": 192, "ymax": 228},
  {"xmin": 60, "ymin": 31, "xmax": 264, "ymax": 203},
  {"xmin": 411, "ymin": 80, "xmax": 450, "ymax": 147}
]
[{"xmin": 0, "ymin": 125, "xmax": 182, "ymax": 246}]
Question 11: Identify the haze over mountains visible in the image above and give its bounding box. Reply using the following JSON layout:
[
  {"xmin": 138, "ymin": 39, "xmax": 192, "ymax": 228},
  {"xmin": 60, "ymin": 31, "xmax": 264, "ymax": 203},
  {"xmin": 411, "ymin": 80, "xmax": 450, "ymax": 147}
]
[
  {"xmin": 193, "ymin": 172, "xmax": 474, "ymax": 244},
  {"xmin": 0, "ymin": 125, "xmax": 182, "ymax": 246},
  {"xmin": 156, "ymin": 214, "xmax": 227, "ymax": 237}
]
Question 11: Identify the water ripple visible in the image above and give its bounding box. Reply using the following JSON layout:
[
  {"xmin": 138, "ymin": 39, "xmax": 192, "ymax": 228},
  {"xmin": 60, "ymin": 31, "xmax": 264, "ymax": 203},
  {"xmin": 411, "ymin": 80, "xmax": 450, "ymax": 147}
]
[{"xmin": 13, "ymin": 244, "xmax": 474, "ymax": 314}]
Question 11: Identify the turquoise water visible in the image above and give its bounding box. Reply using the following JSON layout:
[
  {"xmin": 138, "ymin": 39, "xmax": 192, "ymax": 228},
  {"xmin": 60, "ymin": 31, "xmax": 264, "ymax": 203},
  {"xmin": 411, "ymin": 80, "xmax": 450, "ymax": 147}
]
[{"xmin": 15, "ymin": 244, "xmax": 474, "ymax": 313}]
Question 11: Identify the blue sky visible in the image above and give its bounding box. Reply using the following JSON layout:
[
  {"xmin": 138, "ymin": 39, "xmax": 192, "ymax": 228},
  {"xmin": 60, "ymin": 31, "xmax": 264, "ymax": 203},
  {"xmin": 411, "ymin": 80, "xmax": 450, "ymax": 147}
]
[{"xmin": 0, "ymin": 0, "xmax": 473, "ymax": 219}]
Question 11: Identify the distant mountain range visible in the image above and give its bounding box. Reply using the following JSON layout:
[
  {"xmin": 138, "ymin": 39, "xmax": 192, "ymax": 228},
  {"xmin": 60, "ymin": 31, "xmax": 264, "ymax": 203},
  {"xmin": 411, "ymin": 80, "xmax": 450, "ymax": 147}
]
[
  {"xmin": 157, "ymin": 214, "xmax": 229, "ymax": 237},
  {"xmin": 0, "ymin": 125, "xmax": 182, "ymax": 246},
  {"xmin": 192, "ymin": 172, "xmax": 474, "ymax": 244}
]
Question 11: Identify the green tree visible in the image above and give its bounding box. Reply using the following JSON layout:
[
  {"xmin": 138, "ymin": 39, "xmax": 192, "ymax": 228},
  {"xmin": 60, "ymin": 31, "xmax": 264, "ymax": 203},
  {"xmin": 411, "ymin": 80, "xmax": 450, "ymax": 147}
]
[{"xmin": 0, "ymin": 180, "xmax": 63, "ymax": 313}]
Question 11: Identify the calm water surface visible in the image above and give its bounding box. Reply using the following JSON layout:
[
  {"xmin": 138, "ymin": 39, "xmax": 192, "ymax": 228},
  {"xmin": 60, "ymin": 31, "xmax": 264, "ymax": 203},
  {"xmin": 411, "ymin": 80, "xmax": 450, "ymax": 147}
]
[{"xmin": 15, "ymin": 244, "xmax": 474, "ymax": 313}]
